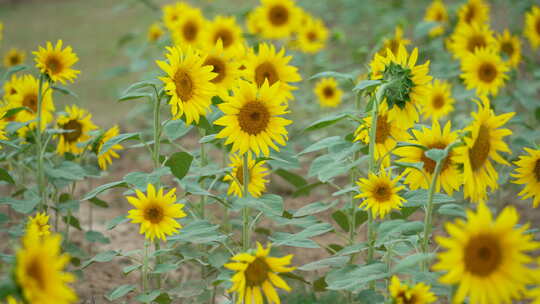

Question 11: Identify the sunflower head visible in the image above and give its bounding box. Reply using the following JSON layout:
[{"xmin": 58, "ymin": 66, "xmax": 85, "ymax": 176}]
[
  {"xmin": 434, "ymin": 203, "xmax": 539, "ymax": 304},
  {"xmin": 295, "ymin": 17, "xmax": 329, "ymax": 54},
  {"xmin": 422, "ymin": 79, "xmax": 454, "ymax": 120},
  {"xmin": 224, "ymin": 243, "xmax": 295, "ymax": 304},
  {"xmin": 447, "ymin": 22, "xmax": 496, "ymax": 60},
  {"xmin": 12, "ymin": 74, "xmax": 55, "ymax": 134},
  {"xmin": 525, "ymin": 5, "xmax": 540, "ymax": 49},
  {"xmin": 355, "ymin": 169, "xmax": 405, "ymax": 219},
  {"xmin": 126, "ymin": 183, "xmax": 186, "ymax": 241},
  {"xmin": 424, "ymin": 0, "xmax": 448, "ymax": 37},
  {"xmin": 496, "ymin": 29, "xmax": 522, "ymax": 68},
  {"xmin": 457, "ymin": 0, "xmax": 490, "ymax": 25},
  {"xmin": 96, "ymin": 125, "xmax": 123, "ymax": 170},
  {"xmin": 512, "ymin": 148, "xmax": 540, "ymax": 208},
  {"xmin": 379, "ymin": 26, "xmax": 411, "ymax": 56},
  {"xmin": 3, "ymin": 48, "xmax": 26, "ymax": 68},
  {"xmin": 203, "ymin": 15, "xmax": 244, "ymax": 53},
  {"xmin": 55, "ymin": 105, "xmax": 97, "ymax": 155},
  {"xmin": 33, "ymin": 40, "xmax": 80, "ymax": 84},
  {"xmin": 389, "ymin": 276, "xmax": 437, "ymax": 304},
  {"xmin": 169, "ymin": 5, "xmax": 206, "ymax": 47},
  {"xmin": 201, "ymin": 40, "xmax": 242, "ymax": 99},
  {"xmin": 224, "ymin": 153, "xmax": 269, "ymax": 198},
  {"xmin": 26, "ymin": 212, "xmax": 51, "ymax": 237},
  {"xmin": 460, "ymin": 47, "xmax": 509, "ymax": 97},
  {"xmin": 314, "ymin": 77, "xmax": 342, "ymax": 108},
  {"xmin": 148, "ymin": 22, "xmax": 164, "ymax": 42},
  {"xmin": 256, "ymin": 0, "xmax": 301, "ymax": 39}
]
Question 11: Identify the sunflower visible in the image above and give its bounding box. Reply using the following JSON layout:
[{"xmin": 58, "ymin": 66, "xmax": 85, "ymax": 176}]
[
  {"xmin": 511, "ymin": 148, "xmax": 540, "ymax": 208},
  {"xmin": 96, "ymin": 125, "xmax": 123, "ymax": 170},
  {"xmin": 433, "ymin": 203, "xmax": 539, "ymax": 304},
  {"xmin": 354, "ymin": 102, "xmax": 410, "ymax": 164},
  {"xmin": 156, "ymin": 46, "xmax": 216, "ymax": 125},
  {"xmin": 126, "ymin": 183, "xmax": 186, "ymax": 241},
  {"xmin": 525, "ymin": 5, "xmax": 540, "ymax": 50},
  {"xmin": 424, "ymin": 0, "xmax": 448, "ymax": 38},
  {"xmin": 224, "ymin": 242, "xmax": 295, "ymax": 304},
  {"xmin": 389, "ymin": 276, "xmax": 437, "ymax": 304},
  {"xmin": 379, "ymin": 26, "xmax": 411, "ymax": 56},
  {"xmin": 201, "ymin": 40, "xmax": 241, "ymax": 99},
  {"xmin": 446, "ymin": 22, "xmax": 496, "ymax": 60},
  {"xmin": 215, "ymin": 81, "xmax": 291, "ymax": 156},
  {"xmin": 457, "ymin": 0, "xmax": 490, "ymax": 26},
  {"xmin": 3, "ymin": 74, "xmax": 22, "ymax": 100},
  {"xmin": 33, "ymin": 40, "xmax": 79, "ymax": 84},
  {"xmin": 454, "ymin": 96, "xmax": 514, "ymax": 203},
  {"xmin": 495, "ymin": 30, "xmax": 521, "ymax": 68},
  {"xmin": 147, "ymin": 22, "xmax": 164, "ymax": 43},
  {"xmin": 246, "ymin": 7, "xmax": 264, "ymax": 36},
  {"xmin": 460, "ymin": 47, "xmax": 509, "ymax": 97},
  {"xmin": 55, "ymin": 105, "xmax": 97, "ymax": 155},
  {"xmin": 3, "ymin": 48, "xmax": 25, "ymax": 68},
  {"xmin": 370, "ymin": 44, "xmax": 432, "ymax": 127},
  {"xmin": 256, "ymin": 0, "xmax": 300, "ymax": 39},
  {"xmin": 16, "ymin": 230, "xmax": 77, "ymax": 304},
  {"xmin": 355, "ymin": 169, "xmax": 405, "ymax": 219},
  {"xmin": 162, "ymin": 2, "xmax": 184, "ymax": 30},
  {"xmin": 422, "ymin": 79, "xmax": 454, "ymax": 121},
  {"xmin": 395, "ymin": 121, "xmax": 461, "ymax": 195},
  {"xmin": 223, "ymin": 153, "xmax": 269, "ymax": 198},
  {"xmin": 12, "ymin": 74, "xmax": 55, "ymax": 131},
  {"xmin": 243, "ymin": 43, "xmax": 301, "ymax": 101},
  {"xmin": 26, "ymin": 212, "xmax": 51, "ymax": 237},
  {"xmin": 170, "ymin": 4, "xmax": 206, "ymax": 47},
  {"xmin": 529, "ymin": 261, "xmax": 540, "ymax": 304},
  {"xmin": 202, "ymin": 16, "xmax": 244, "ymax": 54},
  {"xmin": 295, "ymin": 17, "xmax": 329, "ymax": 54},
  {"xmin": 314, "ymin": 77, "xmax": 342, "ymax": 108},
  {"xmin": 6, "ymin": 296, "xmax": 20, "ymax": 304}
]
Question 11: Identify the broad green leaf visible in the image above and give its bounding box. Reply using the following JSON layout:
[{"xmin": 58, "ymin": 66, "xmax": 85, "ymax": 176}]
[
  {"xmin": 325, "ymin": 263, "xmax": 388, "ymax": 291},
  {"xmin": 293, "ymin": 182, "xmax": 324, "ymax": 197},
  {"xmin": 424, "ymin": 148, "xmax": 447, "ymax": 163},
  {"xmin": 298, "ymin": 256, "xmax": 348, "ymax": 271},
  {"xmin": 235, "ymin": 194, "xmax": 284, "ymax": 217},
  {"xmin": 152, "ymin": 263, "xmax": 179, "ymax": 274},
  {"xmin": 392, "ymin": 253, "xmax": 435, "ymax": 273},
  {"xmin": 165, "ymin": 152, "xmax": 193, "ymax": 180},
  {"xmin": 274, "ymin": 169, "xmax": 308, "ymax": 188},
  {"xmin": 0, "ymin": 168, "xmax": 14, "ymax": 184},
  {"xmin": 304, "ymin": 113, "xmax": 349, "ymax": 132},
  {"xmin": 82, "ymin": 250, "xmax": 119, "ymax": 268},
  {"xmin": 376, "ymin": 220, "xmax": 423, "ymax": 246},
  {"xmin": 99, "ymin": 132, "xmax": 140, "ymax": 156},
  {"xmin": 0, "ymin": 197, "xmax": 39, "ymax": 214},
  {"xmin": 299, "ymin": 136, "xmax": 343, "ymax": 155},
  {"xmin": 164, "ymin": 119, "xmax": 192, "ymax": 141},
  {"xmin": 294, "ymin": 200, "xmax": 339, "ymax": 217},
  {"xmin": 45, "ymin": 161, "xmax": 86, "ymax": 181},
  {"xmin": 269, "ymin": 223, "xmax": 333, "ymax": 248},
  {"xmin": 51, "ymin": 85, "xmax": 79, "ymax": 99},
  {"xmin": 118, "ymin": 92, "xmax": 152, "ymax": 102},
  {"xmin": 3, "ymin": 65, "xmax": 27, "ymax": 80},
  {"xmin": 63, "ymin": 215, "xmax": 82, "ymax": 230},
  {"xmin": 403, "ymin": 189, "xmax": 455, "ymax": 207},
  {"xmin": 85, "ymin": 230, "xmax": 110, "ymax": 244},
  {"xmin": 135, "ymin": 290, "xmax": 161, "ymax": 303},
  {"xmin": 123, "ymin": 167, "xmax": 170, "ymax": 190},
  {"xmin": 168, "ymin": 220, "xmax": 226, "ymax": 244},
  {"xmin": 81, "ymin": 181, "xmax": 128, "ymax": 201},
  {"xmin": 121, "ymin": 80, "xmax": 159, "ymax": 95},
  {"xmin": 106, "ymin": 215, "xmax": 129, "ymax": 230},
  {"xmin": 353, "ymin": 79, "xmax": 382, "ymax": 93},
  {"xmin": 106, "ymin": 284, "xmax": 136, "ymax": 301},
  {"xmin": 89, "ymin": 197, "xmax": 109, "ymax": 208},
  {"xmin": 2, "ymin": 107, "xmax": 26, "ymax": 119},
  {"xmin": 309, "ymin": 71, "xmax": 355, "ymax": 82},
  {"xmin": 123, "ymin": 264, "xmax": 141, "ymax": 275},
  {"xmin": 332, "ymin": 210, "xmax": 349, "ymax": 232}
]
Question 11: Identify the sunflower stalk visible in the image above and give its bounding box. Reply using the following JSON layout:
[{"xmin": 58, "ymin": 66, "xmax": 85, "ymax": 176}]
[
  {"xmin": 199, "ymin": 128, "xmax": 208, "ymax": 219},
  {"xmin": 35, "ymin": 73, "xmax": 47, "ymax": 212},
  {"xmin": 242, "ymin": 153, "xmax": 251, "ymax": 251},
  {"xmin": 421, "ymin": 156, "xmax": 444, "ymax": 271},
  {"xmin": 142, "ymin": 240, "xmax": 150, "ymax": 293},
  {"xmin": 348, "ymin": 93, "xmax": 362, "ymax": 263},
  {"xmin": 152, "ymin": 87, "xmax": 162, "ymax": 174}
]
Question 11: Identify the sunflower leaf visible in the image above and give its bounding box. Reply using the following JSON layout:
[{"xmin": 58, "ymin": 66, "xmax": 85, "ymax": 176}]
[
  {"xmin": 99, "ymin": 132, "xmax": 140, "ymax": 156},
  {"xmin": 165, "ymin": 152, "xmax": 193, "ymax": 180},
  {"xmin": 106, "ymin": 284, "xmax": 136, "ymax": 301}
]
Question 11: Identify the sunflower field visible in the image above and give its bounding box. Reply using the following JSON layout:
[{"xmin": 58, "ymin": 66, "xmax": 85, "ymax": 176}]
[{"xmin": 1, "ymin": 0, "xmax": 540, "ymax": 303}]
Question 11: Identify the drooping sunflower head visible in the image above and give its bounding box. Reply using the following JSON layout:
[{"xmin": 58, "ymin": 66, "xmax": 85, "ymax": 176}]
[
  {"xmin": 202, "ymin": 15, "xmax": 244, "ymax": 53},
  {"xmin": 215, "ymin": 80, "xmax": 292, "ymax": 156},
  {"xmin": 314, "ymin": 77, "xmax": 342, "ymax": 108},
  {"xmin": 389, "ymin": 276, "xmax": 438, "ymax": 304},
  {"xmin": 512, "ymin": 148, "xmax": 540, "ymax": 208},
  {"xmin": 3, "ymin": 48, "xmax": 26, "ymax": 68},
  {"xmin": 156, "ymin": 45, "xmax": 217, "ymax": 125},
  {"xmin": 496, "ymin": 29, "xmax": 522, "ymax": 68},
  {"xmin": 295, "ymin": 17, "xmax": 329, "ymax": 54},
  {"xmin": 147, "ymin": 22, "xmax": 164, "ymax": 43},
  {"xmin": 126, "ymin": 183, "xmax": 186, "ymax": 242},
  {"xmin": 457, "ymin": 0, "xmax": 490, "ymax": 25},
  {"xmin": 224, "ymin": 242, "xmax": 295, "ymax": 304},
  {"xmin": 454, "ymin": 96, "xmax": 514, "ymax": 203},
  {"xmin": 33, "ymin": 40, "xmax": 80, "ymax": 84},
  {"xmin": 244, "ymin": 42, "xmax": 302, "ymax": 101},
  {"xmin": 26, "ymin": 212, "xmax": 51, "ymax": 237},
  {"xmin": 55, "ymin": 105, "xmax": 97, "ymax": 155},
  {"xmin": 424, "ymin": 0, "xmax": 448, "ymax": 37},
  {"xmin": 257, "ymin": 0, "xmax": 301, "ymax": 39},
  {"xmin": 96, "ymin": 125, "xmax": 123, "ymax": 171},
  {"xmin": 200, "ymin": 40, "xmax": 241, "ymax": 99},
  {"xmin": 16, "ymin": 230, "xmax": 77, "ymax": 304},
  {"xmin": 447, "ymin": 22, "xmax": 496, "ymax": 60},
  {"xmin": 223, "ymin": 153, "xmax": 269, "ymax": 198},
  {"xmin": 525, "ymin": 5, "xmax": 540, "ymax": 49},
  {"xmin": 371, "ymin": 43, "xmax": 432, "ymax": 126},
  {"xmin": 422, "ymin": 79, "xmax": 454, "ymax": 120},
  {"xmin": 355, "ymin": 169, "xmax": 405, "ymax": 219},
  {"xmin": 460, "ymin": 47, "xmax": 509, "ymax": 97},
  {"xmin": 170, "ymin": 5, "xmax": 206, "ymax": 47},
  {"xmin": 379, "ymin": 26, "xmax": 411, "ymax": 56},
  {"xmin": 12, "ymin": 74, "xmax": 55, "ymax": 132},
  {"xmin": 395, "ymin": 120, "xmax": 462, "ymax": 195},
  {"xmin": 434, "ymin": 203, "xmax": 539, "ymax": 304}
]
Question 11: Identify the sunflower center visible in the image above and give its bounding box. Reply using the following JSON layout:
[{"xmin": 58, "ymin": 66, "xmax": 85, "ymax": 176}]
[
  {"xmin": 536, "ymin": 19, "xmax": 540, "ymax": 35},
  {"xmin": 464, "ymin": 5, "xmax": 476, "ymax": 24},
  {"xmin": 182, "ymin": 20, "xmax": 198, "ymax": 42},
  {"xmin": 26, "ymin": 256, "xmax": 46, "ymax": 289},
  {"xmin": 238, "ymin": 101, "xmax": 271, "ymax": 135},
  {"xmin": 501, "ymin": 42, "xmax": 514, "ymax": 57},
  {"xmin": 432, "ymin": 93, "xmax": 445, "ymax": 109},
  {"xmin": 235, "ymin": 165, "xmax": 244, "ymax": 185},
  {"xmin": 382, "ymin": 62, "xmax": 414, "ymax": 109},
  {"xmin": 467, "ymin": 34, "xmax": 486, "ymax": 53},
  {"xmin": 61, "ymin": 119, "xmax": 83, "ymax": 143},
  {"xmin": 144, "ymin": 203, "xmax": 164, "ymax": 224},
  {"xmin": 9, "ymin": 54, "xmax": 21, "ymax": 65},
  {"xmin": 421, "ymin": 142, "xmax": 450, "ymax": 174},
  {"xmin": 373, "ymin": 183, "xmax": 391, "ymax": 202},
  {"xmin": 22, "ymin": 93, "xmax": 38, "ymax": 113},
  {"xmin": 469, "ymin": 124, "xmax": 490, "ymax": 172},
  {"xmin": 245, "ymin": 257, "xmax": 270, "ymax": 287},
  {"xmin": 268, "ymin": 5, "xmax": 289, "ymax": 26},
  {"xmin": 434, "ymin": 11, "xmax": 444, "ymax": 22},
  {"xmin": 307, "ymin": 31, "xmax": 318, "ymax": 42},
  {"xmin": 254, "ymin": 62, "xmax": 279, "ymax": 87},
  {"xmin": 464, "ymin": 233, "xmax": 502, "ymax": 277},
  {"xmin": 45, "ymin": 56, "xmax": 62, "ymax": 74},
  {"xmin": 397, "ymin": 291, "xmax": 418, "ymax": 304},
  {"xmin": 214, "ymin": 29, "xmax": 234, "ymax": 48},
  {"xmin": 204, "ymin": 57, "xmax": 227, "ymax": 84},
  {"xmin": 323, "ymin": 86, "xmax": 334, "ymax": 98},
  {"xmin": 534, "ymin": 159, "xmax": 540, "ymax": 181},
  {"xmin": 174, "ymin": 69, "xmax": 194, "ymax": 102},
  {"xmin": 375, "ymin": 115, "xmax": 391, "ymax": 144},
  {"xmin": 478, "ymin": 62, "xmax": 497, "ymax": 83}
]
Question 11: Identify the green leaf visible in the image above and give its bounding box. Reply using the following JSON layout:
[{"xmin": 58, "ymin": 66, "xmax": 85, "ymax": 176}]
[
  {"xmin": 63, "ymin": 215, "xmax": 82, "ymax": 230},
  {"xmin": 376, "ymin": 220, "xmax": 423, "ymax": 246},
  {"xmin": 118, "ymin": 92, "xmax": 152, "ymax": 102},
  {"xmin": 293, "ymin": 182, "xmax": 324, "ymax": 197},
  {"xmin": 121, "ymin": 80, "xmax": 159, "ymax": 95},
  {"xmin": 123, "ymin": 264, "xmax": 141, "ymax": 275},
  {"xmin": 168, "ymin": 220, "xmax": 226, "ymax": 244},
  {"xmin": 135, "ymin": 290, "xmax": 161, "ymax": 303},
  {"xmin": 299, "ymin": 136, "xmax": 343, "ymax": 155},
  {"xmin": 152, "ymin": 263, "xmax": 178, "ymax": 274},
  {"xmin": 394, "ymin": 161, "xmax": 424, "ymax": 172},
  {"xmin": 392, "ymin": 253, "xmax": 435, "ymax": 273},
  {"xmin": 414, "ymin": 21, "xmax": 437, "ymax": 39},
  {"xmin": 294, "ymin": 200, "xmax": 339, "ymax": 217},
  {"xmin": 403, "ymin": 189, "xmax": 455, "ymax": 207},
  {"xmin": 424, "ymin": 148, "xmax": 447, "ymax": 163},
  {"xmin": 123, "ymin": 167, "xmax": 170, "ymax": 189},
  {"xmin": 437, "ymin": 203, "xmax": 466, "ymax": 218},
  {"xmin": 51, "ymin": 85, "xmax": 79, "ymax": 99},
  {"xmin": 99, "ymin": 132, "xmax": 140, "ymax": 156},
  {"xmin": 332, "ymin": 210, "xmax": 349, "ymax": 232},
  {"xmin": 45, "ymin": 161, "xmax": 87, "ymax": 181},
  {"xmin": 269, "ymin": 223, "xmax": 333, "ymax": 248},
  {"xmin": 164, "ymin": 119, "xmax": 192, "ymax": 141},
  {"xmin": 325, "ymin": 263, "xmax": 388, "ymax": 291},
  {"xmin": 0, "ymin": 168, "xmax": 15, "ymax": 184},
  {"xmin": 165, "ymin": 152, "xmax": 193, "ymax": 180},
  {"xmin": 106, "ymin": 284, "xmax": 136, "ymax": 301},
  {"xmin": 235, "ymin": 194, "xmax": 284, "ymax": 217},
  {"xmin": 353, "ymin": 79, "xmax": 382, "ymax": 93},
  {"xmin": 304, "ymin": 113, "xmax": 348, "ymax": 132},
  {"xmin": 82, "ymin": 250, "xmax": 119, "ymax": 268},
  {"xmin": 356, "ymin": 289, "xmax": 385, "ymax": 304},
  {"xmin": 2, "ymin": 107, "xmax": 26, "ymax": 119},
  {"xmin": 89, "ymin": 197, "xmax": 109, "ymax": 208},
  {"xmin": 3, "ymin": 65, "xmax": 27, "ymax": 80},
  {"xmin": 85, "ymin": 230, "xmax": 110, "ymax": 244},
  {"xmin": 81, "ymin": 181, "xmax": 128, "ymax": 201},
  {"xmin": 0, "ymin": 197, "xmax": 39, "ymax": 214},
  {"xmin": 106, "ymin": 215, "xmax": 129, "ymax": 230},
  {"xmin": 298, "ymin": 256, "xmax": 349, "ymax": 271},
  {"xmin": 199, "ymin": 134, "xmax": 216, "ymax": 143},
  {"xmin": 274, "ymin": 169, "xmax": 308, "ymax": 188},
  {"xmin": 309, "ymin": 71, "xmax": 355, "ymax": 82}
]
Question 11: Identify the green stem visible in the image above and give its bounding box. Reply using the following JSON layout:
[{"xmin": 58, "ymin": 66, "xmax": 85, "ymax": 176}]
[
  {"xmin": 366, "ymin": 94, "xmax": 380, "ymax": 264},
  {"xmin": 421, "ymin": 158, "xmax": 444, "ymax": 271},
  {"xmin": 152, "ymin": 91, "xmax": 161, "ymax": 172},
  {"xmin": 199, "ymin": 128, "xmax": 208, "ymax": 219},
  {"xmin": 242, "ymin": 154, "xmax": 250, "ymax": 251},
  {"xmin": 36, "ymin": 74, "xmax": 46, "ymax": 211},
  {"xmin": 142, "ymin": 240, "xmax": 149, "ymax": 293},
  {"xmin": 154, "ymin": 240, "xmax": 161, "ymax": 289},
  {"xmin": 349, "ymin": 93, "xmax": 362, "ymax": 263}
]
